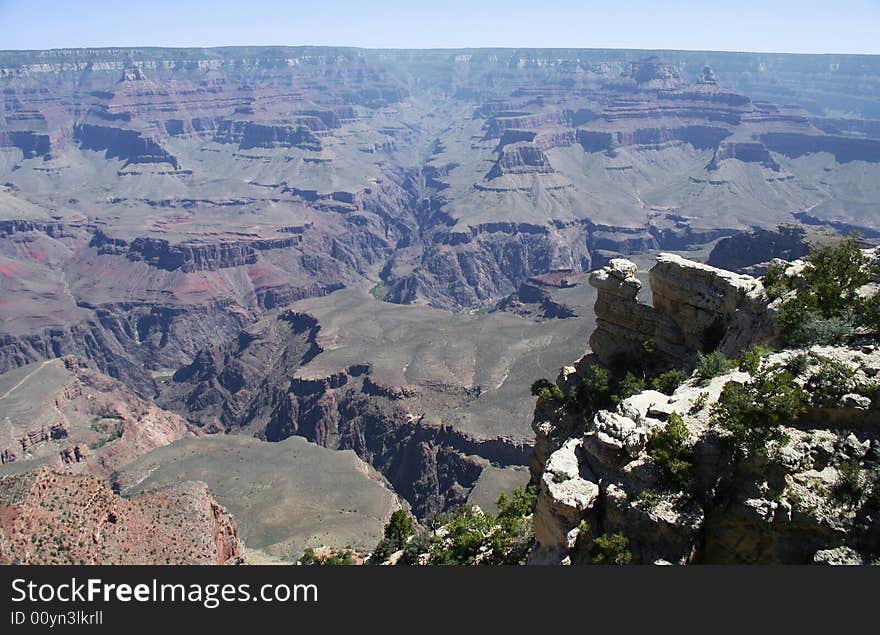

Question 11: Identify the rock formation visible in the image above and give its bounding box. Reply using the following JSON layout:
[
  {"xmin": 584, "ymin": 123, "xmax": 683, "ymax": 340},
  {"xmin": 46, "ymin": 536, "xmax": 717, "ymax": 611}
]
[
  {"xmin": 0, "ymin": 357, "xmax": 194, "ymax": 477},
  {"xmin": 589, "ymin": 255, "xmax": 778, "ymax": 369},
  {"xmin": 0, "ymin": 468, "xmax": 242, "ymax": 565},
  {"xmin": 530, "ymin": 252, "xmax": 880, "ymax": 564}
]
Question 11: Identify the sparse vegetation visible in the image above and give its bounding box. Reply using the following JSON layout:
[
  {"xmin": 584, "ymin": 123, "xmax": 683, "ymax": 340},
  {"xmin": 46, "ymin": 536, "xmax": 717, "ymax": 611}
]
[
  {"xmin": 777, "ymin": 236, "xmax": 878, "ymax": 346},
  {"xmin": 577, "ymin": 519, "xmax": 591, "ymax": 536},
  {"xmin": 856, "ymin": 381, "xmax": 880, "ymax": 408},
  {"xmin": 711, "ymin": 360, "xmax": 808, "ymax": 456},
  {"xmin": 782, "ymin": 314, "xmax": 855, "ymax": 347},
  {"xmin": 570, "ymin": 364, "xmax": 615, "ymax": 413},
  {"xmin": 833, "ymin": 459, "xmax": 865, "ymax": 507},
  {"xmin": 689, "ymin": 391, "xmax": 709, "ymax": 414},
  {"xmin": 651, "ymin": 369, "xmax": 688, "ymax": 395},
  {"xmin": 368, "ymin": 510, "xmax": 415, "ymax": 563},
  {"xmin": 299, "ymin": 547, "xmax": 357, "ymax": 565},
  {"xmin": 761, "ymin": 262, "xmax": 790, "ymax": 300},
  {"xmin": 371, "ymin": 486, "xmax": 537, "ymax": 566},
  {"xmin": 427, "ymin": 486, "xmax": 536, "ymax": 565},
  {"xmin": 737, "ymin": 345, "xmax": 774, "ymax": 374},
  {"xmin": 369, "ymin": 282, "xmax": 388, "ymax": 301},
  {"xmin": 88, "ymin": 417, "xmax": 121, "ymax": 450},
  {"xmin": 531, "ymin": 378, "xmax": 564, "ymax": 404},
  {"xmin": 638, "ymin": 489, "xmax": 661, "ymax": 510},
  {"xmin": 648, "ymin": 413, "xmax": 694, "ymax": 491},
  {"xmin": 805, "ymin": 357, "xmax": 855, "ymax": 407},
  {"xmin": 593, "ymin": 533, "xmax": 632, "ymax": 565},
  {"xmin": 695, "ymin": 351, "xmax": 731, "ymax": 383},
  {"xmin": 384, "ymin": 509, "xmax": 415, "ymax": 546},
  {"xmin": 613, "ymin": 372, "xmax": 646, "ymax": 403},
  {"xmin": 784, "ymin": 352, "xmax": 812, "ymax": 377}
]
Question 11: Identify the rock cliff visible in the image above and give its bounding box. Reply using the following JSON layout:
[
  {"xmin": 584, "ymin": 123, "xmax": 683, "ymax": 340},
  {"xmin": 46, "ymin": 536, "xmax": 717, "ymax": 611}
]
[
  {"xmin": 531, "ymin": 251, "xmax": 880, "ymax": 564},
  {"xmin": 589, "ymin": 255, "xmax": 777, "ymax": 370},
  {"xmin": 0, "ymin": 357, "xmax": 194, "ymax": 477}
]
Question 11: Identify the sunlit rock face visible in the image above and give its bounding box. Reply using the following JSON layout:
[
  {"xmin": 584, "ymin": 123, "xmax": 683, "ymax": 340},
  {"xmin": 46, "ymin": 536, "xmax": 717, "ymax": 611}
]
[{"xmin": 531, "ymin": 250, "xmax": 880, "ymax": 565}]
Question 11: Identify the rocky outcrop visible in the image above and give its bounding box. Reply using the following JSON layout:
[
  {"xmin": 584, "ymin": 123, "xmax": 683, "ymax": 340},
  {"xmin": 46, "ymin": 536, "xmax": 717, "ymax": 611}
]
[
  {"xmin": 90, "ymin": 231, "xmax": 305, "ymax": 272},
  {"xmin": 589, "ymin": 255, "xmax": 778, "ymax": 369},
  {"xmin": 531, "ymin": 249, "xmax": 880, "ymax": 564},
  {"xmin": 486, "ymin": 143, "xmax": 554, "ymax": 179},
  {"xmin": 159, "ymin": 310, "xmax": 322, "ymax": 431},
  {"xmin": 588, "ymin": 258, "xmax": 660, "ymax": 366},
  {"xmin": 708, "ymin": 141, "xmax": 780, "ymax": 171},
  {"xmin": 530, "ymin": 345, "xmax": 880, "ymax": 564},
  {"xmin": 493, "ymin": 272, "xmax": 578, "ymax": 319},
  {"xmin": 0, "ymin": 468, "xmax": 241, "ymax": 565},
  {"xmin": 384, "ymin": 221, "xmax": 592, "ymax": 310},
  {"xmin": 73, "ymin": 123, "xmax": 179, "ymax": 168},
  {"xmin": 650, "ymin": 253, "xmax": 779, "ymax": 356},
  {"xmin": 485, "ymin": 111, "xmax": 573, "ymax": 138},
  {"xmin": 0, "ymin": 130, "xmax": 52, "ymax": 159},
  {"xmin": 0, "ymin": 298, "xmax": 254, "ymax": 394}
]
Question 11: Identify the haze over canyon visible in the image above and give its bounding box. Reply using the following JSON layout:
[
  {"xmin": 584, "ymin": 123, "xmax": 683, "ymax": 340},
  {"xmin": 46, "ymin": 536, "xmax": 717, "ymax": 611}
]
[{"xmin": 1, "ymin": 46, "xmax": 879, "ymax": 563}]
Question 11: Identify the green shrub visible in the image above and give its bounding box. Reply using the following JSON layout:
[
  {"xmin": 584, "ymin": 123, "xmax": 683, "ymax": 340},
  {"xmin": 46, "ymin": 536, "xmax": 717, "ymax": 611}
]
[
  {"xmin": 369, "ymin": 510, "xmax": 416, "ymax": 564},
  {"xmin": 299, "ymin": 547, "xmax": 356, "ymax": 566},
  {"xmin": 695, "ymin": 351, "xmax": 731, "ymax": 383},
  {"xmin": 399, "ymin": 533, "xmax": 434, "ymax": 565},
  {"xmin": 638, "ymin": 489, "xmax": 661, "ymax": 510},
  {"xmin": 424, "ymin": 485, "xmax": 537, "ymax": 566},
  {"xmin": 530, "ymin": 378, "xmax": 554, "ymax": 396},
  {"xmin": 777, "ymin": 236, "xmax": 873, "ymax": 346},
  {"xmin": 833, "ymin": 459, "xmax": 865, "ymax": 506},
  {"xmin": 651, "ymin": 370, "xmax": 688, "ymax": 395},
  {"xmin": 593, "ymin": 533, "xmax": 632, "ymax": 565},
  {"xmin": 496, "ymin": 486, "xmax": 537, "ymax": 524},
  {"xmin": 859, "ymin": 292, "xmax": 880, "ymax": 333},
  {"xmin": 779, "ymin": 307, "xmax": 854, "ymax": 347},
  {"xmin": 577, "ymin": 519, "xmax": 591, "ymax": 536},
  {"xmin": 384, "ymin": 510, "xmax": 415, "ymax": 549},
  {"xmin": 571, "ymin": 364, "xmax": 615, "ymax": 413},
  {"xmin": 648, "ymin": 413, "xmax": 694, "ymax": 491},
  {"xmin": 800, "ymin": 237, "xmax": 870, "ymax": 315},
  {"xmin": 805, "ymin": 358, "xmax": 855, "ymax": 407},
  {"xmin": 430, "ymin": 506, "xmax": 494, "ymax": 565},
  {"xmin": 613, "ymin": 372, "xmax": 646, "ymax": 403},
  {"xmin": 737, "ymin": 346, "xmax": 774, "ymax": 374},
  {"xmin": 784, "ymin": 352, "xmax": 812, "ymax": 377},
  {"xmin": 322, "ymin": 550, "xmax": 357, "ymax": 565},
  {"xmin": 689, "ymin": 391, "xmax": 709, "ymax": 414},
  {"xmin": 531, "ymin": 378, "xmax": 564, "ymax": 403},
  {"xmin": 762, "ymin": 262, "xmax": 791, "ymax": 300},
  {"xmin": 89, "ymin": 416, "xmax": 122, "ymax": 449},
  {"xmin": 711, "ymin": 362, "xmax": 808, "ymax": 456}
]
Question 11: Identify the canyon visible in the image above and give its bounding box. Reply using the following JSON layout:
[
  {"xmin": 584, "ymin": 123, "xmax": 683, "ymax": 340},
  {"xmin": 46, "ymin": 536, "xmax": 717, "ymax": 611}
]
[{"xmin": 0, "ymin": 46, "xmax": 879, "ymax": 562}]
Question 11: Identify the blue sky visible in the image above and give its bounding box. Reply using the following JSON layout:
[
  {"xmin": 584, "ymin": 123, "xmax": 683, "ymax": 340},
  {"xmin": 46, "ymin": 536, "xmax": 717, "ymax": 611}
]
[{"xmin": 1, "ymin": 0, "xmax": 878, "ymax": 54}]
